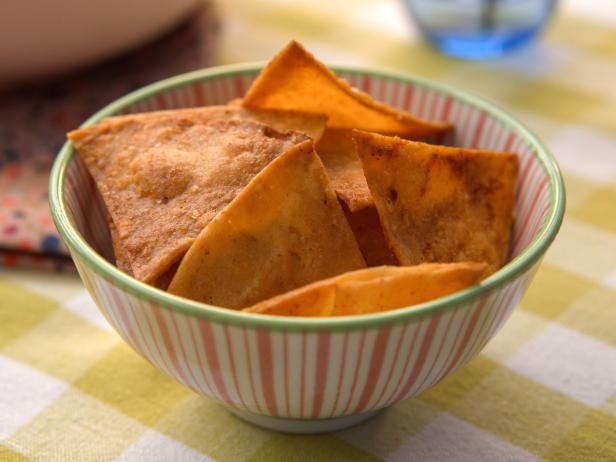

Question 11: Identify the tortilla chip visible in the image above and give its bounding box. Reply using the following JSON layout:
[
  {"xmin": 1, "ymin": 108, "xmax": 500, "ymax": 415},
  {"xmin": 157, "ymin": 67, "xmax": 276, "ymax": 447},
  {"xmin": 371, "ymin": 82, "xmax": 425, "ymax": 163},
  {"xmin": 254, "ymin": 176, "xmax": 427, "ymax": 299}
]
[
  {"xmin": 69, "ymin": 118, "xmax": 308, "ymax": 283},
  {"xmin": 354, "ymin": 131, "xmax": 518, "ymax": 275},
  {"xmin": 243, "ymin": 41, "xmax": 451, "ymax": 138},
  {"xmin": 108, "ymin": 105, "xmax": 328, "ymax": 142},
  {"xmin": 167, "ymin": 140, "xmax": 366, "ymax": 309},
  {"xmin": 316, "ymin": 128, "xmax": 372, "ymax": 212},
  {"xmin": 244, "ymin": 262, "xmax": 487, "ymax": 316},
  {"xmin": 341, "ymin": 202, "xmax": 398, "ymax": 267}
]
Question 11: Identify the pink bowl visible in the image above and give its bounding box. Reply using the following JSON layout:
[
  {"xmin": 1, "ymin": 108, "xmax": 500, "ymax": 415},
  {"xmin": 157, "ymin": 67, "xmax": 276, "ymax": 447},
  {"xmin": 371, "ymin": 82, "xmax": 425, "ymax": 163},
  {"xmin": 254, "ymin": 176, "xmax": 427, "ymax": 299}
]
[{"xmin": 50, "ymin": 65, "xmax": 565, "ymax": 433}]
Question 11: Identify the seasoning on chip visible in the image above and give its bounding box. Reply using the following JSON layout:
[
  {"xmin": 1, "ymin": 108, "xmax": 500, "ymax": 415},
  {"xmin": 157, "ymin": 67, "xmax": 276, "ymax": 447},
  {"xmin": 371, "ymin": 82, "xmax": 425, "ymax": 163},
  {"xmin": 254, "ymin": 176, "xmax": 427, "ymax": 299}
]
[
  {"xmin": 108, "ymin": 105, "xmax": 328, "ymax": 142},
  {"xmin": 69, "ymin": 118, "xmax": 309, "ymax": 283},
  {"xmin": 354, "ymin": 130, "xmax": 518, "ymax": 275},
  {"xmin": 243, "ymin": 40, "xmax": 452, "ymax": 138},
  {"xmin": 244, "ymin": 262, "xmax": 487, "ymax": 316},
  {"xmin": 168, "ymin": 140, "xmax": 366, "ymax": 309}
]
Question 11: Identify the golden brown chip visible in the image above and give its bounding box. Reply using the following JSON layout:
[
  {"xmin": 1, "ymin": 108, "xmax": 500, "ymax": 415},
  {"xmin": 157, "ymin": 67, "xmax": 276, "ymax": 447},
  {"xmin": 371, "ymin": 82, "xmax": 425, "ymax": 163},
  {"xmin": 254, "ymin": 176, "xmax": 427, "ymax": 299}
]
[
  {"xmin": 354, "ymin": 131, "xmax": 518, "ymax": 275},
  {"xmin": 316, "ymin": 128, "xmax": 372, "ymax": 212},
  {"xmin": 244, "ymin": 262, "xmax": 487, "ymax": 317},
  {"xmin": 243, "ymin": 41, "xmax": 451, "ymax": 138},
  {"xmin": 167, "ymin": 140, "xmax": 366, "ymax": 309},
  {"xmin": 341, "ymin": 202, "xmax": 398, "ymax": 267},
  {"xmin": 69, "ymin": 118, "xmax": 309, "ymax": 283},
  {"xmin": 109, "ymin": 105, "xmax": 327, "ymax": 142}
]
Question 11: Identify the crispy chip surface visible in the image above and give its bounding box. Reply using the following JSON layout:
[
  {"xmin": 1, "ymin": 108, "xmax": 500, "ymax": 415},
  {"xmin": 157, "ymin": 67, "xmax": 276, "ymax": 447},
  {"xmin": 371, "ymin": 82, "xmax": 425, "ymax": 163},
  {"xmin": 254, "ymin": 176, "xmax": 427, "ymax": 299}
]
[
  {"xmin": 243, "ymin": 41, "xmax": 451, "ymax": 138},
  {"xmin": 167, "ymin": 140, "xmax": 366, "ymax": 309},
  {"xmin": 244, "ymin": 262, "xmax": 487, "ymax": 316},
  {"xmin": 69, "ymin": 118, "xmax": 308, "ymax": 283},
  {"xmin": 107, "ymin": 105, "xmax": 327, "ymax": 142},
  {"xmin": 355, "ymin": 131, "xmax": 518, "ymax": 275}
]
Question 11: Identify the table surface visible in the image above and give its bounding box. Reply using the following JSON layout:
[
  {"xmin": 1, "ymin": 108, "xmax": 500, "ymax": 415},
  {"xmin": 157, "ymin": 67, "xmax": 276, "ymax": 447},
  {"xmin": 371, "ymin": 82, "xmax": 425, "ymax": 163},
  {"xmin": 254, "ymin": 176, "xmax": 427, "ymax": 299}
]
[{"xmin": 2, "ymin": 0, "xmax": 616, "ymax": 460}]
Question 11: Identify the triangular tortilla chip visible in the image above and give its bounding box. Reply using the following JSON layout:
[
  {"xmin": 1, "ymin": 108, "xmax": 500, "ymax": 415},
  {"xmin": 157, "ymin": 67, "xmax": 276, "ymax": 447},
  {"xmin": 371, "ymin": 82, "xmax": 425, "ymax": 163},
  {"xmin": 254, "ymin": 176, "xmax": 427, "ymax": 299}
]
[
  {"xmin": 244, "ymin": 262, "xmax": 487, "ymax": 317},
  {"xmin": 167, "ymin": 140, "xmax": 366, "ymax": 309},
  {"xmin": 108, "ymin": 105, "xmax": 327, "ymax": 142},
  {"xmin": 243, "ymin": 40, "xmax": 452, "ymax": 138},
  {"xmin": 69, "ymin": 118, "xmax": 309, "ymax": 283},
  {"xmin": 354, "ymin": 131, "xmax": 518, "ymax": 275}
]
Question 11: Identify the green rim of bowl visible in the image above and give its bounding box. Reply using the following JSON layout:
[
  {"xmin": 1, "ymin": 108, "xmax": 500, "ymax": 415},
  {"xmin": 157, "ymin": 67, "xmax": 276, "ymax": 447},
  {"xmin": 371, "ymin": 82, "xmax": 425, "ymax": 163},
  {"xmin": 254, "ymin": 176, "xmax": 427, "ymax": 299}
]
[{"xmin": 49, "ymin": 63, "xmax": 565, "ymax": 332}]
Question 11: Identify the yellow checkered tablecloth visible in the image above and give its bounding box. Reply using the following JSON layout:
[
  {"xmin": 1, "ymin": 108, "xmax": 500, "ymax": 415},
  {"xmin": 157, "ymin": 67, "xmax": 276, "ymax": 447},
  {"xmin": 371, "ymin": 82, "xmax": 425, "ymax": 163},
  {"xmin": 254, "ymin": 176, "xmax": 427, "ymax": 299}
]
[{"xmin": 2, "ymin": 0, "xmax": 616, "ymax": 460}]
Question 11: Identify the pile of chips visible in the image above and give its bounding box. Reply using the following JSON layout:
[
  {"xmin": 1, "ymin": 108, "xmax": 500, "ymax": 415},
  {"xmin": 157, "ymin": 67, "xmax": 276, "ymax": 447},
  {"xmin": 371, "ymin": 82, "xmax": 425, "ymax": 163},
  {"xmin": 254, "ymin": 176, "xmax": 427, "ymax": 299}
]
[{"xmin": 68, "ymin": 41, "xmax": 518, "ymax": 317}]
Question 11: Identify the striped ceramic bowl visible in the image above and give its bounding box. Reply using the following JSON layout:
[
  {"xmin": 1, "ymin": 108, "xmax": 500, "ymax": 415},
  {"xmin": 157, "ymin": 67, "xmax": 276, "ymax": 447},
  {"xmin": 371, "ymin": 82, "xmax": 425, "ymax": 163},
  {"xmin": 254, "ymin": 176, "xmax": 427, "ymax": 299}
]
[{"xmin": 49, "ymin": 65, "xmax": 565, "ymax": 433}]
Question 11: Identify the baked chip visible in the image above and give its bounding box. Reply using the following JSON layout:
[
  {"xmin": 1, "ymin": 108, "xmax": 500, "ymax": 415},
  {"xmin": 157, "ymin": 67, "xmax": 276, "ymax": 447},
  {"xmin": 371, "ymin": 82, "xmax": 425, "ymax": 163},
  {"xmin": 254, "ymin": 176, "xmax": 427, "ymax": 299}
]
[
  {"xmin": 167, "ymin": 140, "xmax": 366, "ymax": 309},
  {"xmin": 243, "ymin": 41, "xmax": 451, "ymax": 138},
  {"xmin": 244, "ymin": 262, "xmax": 487, "ymax": 316},
  {"xmin": 108, "ymin": 105, "xmax": 328, "ymax": 142},
  {"xmin": 355, "ymin": 131, "xmax": 518, "ymax": 275},
  {"xmin": 69, "ymin": 118, "xmax": 308, "ymax": 283}
]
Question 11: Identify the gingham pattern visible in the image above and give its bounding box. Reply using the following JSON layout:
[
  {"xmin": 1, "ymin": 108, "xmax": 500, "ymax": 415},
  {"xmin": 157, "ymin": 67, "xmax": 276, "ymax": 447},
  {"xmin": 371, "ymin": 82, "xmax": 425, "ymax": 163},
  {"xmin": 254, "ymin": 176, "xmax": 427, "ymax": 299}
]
[{"xmin": 2, "ymin": 0, "xmax": 615, "ymax": 460}]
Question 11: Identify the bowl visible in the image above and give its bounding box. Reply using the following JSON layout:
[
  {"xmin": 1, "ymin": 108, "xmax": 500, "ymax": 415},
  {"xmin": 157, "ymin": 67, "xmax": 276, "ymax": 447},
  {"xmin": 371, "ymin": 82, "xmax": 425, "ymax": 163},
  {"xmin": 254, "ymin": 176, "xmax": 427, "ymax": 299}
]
[
  {"xmin": 49, "ymin": 64, "xmax": 565, "ymax": 433},
  {"xmin": 0, "ymin": 0, "xmax": 199, "ymax": 85}
]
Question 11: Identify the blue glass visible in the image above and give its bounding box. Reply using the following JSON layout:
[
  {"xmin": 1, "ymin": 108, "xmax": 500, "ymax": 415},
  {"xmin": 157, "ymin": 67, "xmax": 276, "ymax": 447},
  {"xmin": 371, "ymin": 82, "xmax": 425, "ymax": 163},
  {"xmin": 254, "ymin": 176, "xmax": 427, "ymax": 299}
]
[{"xmin": 403, "ymin": 0, "xmax": 558, "ymax": 59}]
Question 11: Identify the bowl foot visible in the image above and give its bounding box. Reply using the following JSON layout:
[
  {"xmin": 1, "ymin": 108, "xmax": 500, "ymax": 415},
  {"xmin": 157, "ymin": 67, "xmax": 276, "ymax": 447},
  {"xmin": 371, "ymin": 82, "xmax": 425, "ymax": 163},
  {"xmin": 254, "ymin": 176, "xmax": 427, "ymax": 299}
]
[{"xmin": 225, "ymin": 407, "xmax": 382, "ymax": 434}]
